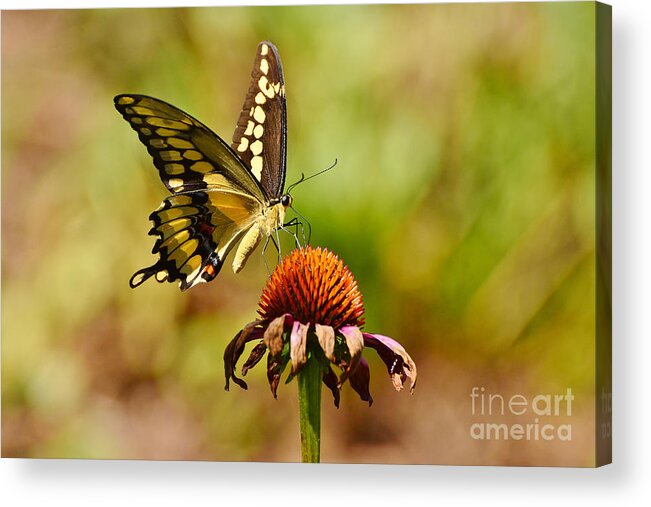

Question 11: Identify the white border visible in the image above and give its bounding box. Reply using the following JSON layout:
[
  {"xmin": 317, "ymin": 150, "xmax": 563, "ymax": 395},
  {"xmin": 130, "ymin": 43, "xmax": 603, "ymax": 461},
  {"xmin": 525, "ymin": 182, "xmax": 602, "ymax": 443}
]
[{"xmin": 2, "ymin": 0, "xmax": 649, "ymax": 505}]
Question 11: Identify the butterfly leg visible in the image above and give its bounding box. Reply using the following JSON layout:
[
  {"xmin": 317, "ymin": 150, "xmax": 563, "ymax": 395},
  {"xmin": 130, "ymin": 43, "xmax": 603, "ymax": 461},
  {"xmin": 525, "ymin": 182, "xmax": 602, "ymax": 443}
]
[
  {"xmin": 261, "ymin": 234, "xmax": 272, "ymax": 276},
  {"xmin": 279, "ymin": 224, "xmax": 301, "ymax": 250},
  {"xmin": 289, "ymin": 206, "xmax": 312, "ymax": 245},
  {"xmin": 275, "ymin": 228, "xmax": 283, "ymax": 263},
  {"xmin": 282, "ymin": 218, "xmax": 304, "ymax": 248},
  {"xmin": 264, "ymin": 232, "xmax": 282, "ymax": 273}
]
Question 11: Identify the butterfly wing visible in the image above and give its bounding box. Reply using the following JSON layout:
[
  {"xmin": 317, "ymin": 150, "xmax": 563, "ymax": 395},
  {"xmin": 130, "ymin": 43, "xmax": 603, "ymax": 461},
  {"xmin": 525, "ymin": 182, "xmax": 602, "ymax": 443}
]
[
  {"xmin": 114, "ymin": 94, "xmax": 267, "ymax": 200},
  {"xmin": 231, "ymin": 41, "xmax": 287, "ymax": 199},
  {"xmin": 114, "ymin": 94, "xmax": 269, "ymax": 290},
  {"xmin": 130, "ymin": 190, "xmax": 263, "ymax": 290}
]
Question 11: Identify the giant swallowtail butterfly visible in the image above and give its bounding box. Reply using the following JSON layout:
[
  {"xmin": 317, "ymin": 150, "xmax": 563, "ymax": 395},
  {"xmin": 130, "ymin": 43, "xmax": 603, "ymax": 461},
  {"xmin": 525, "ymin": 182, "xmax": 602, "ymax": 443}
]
[{"xmin": 115, "ymin": 41, "xmax": 291, "ymax": 291}]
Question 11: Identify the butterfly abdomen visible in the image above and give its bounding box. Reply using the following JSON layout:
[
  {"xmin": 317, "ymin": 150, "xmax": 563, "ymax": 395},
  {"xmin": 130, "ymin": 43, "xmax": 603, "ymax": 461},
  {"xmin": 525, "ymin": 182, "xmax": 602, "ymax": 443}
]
[
  {"xmin": 231, "ymin": 202, "xmax": 286, "ymax": 274},
  {"xmin": 232, "ymin": 224, "xmax": 263, "ymax": 274}
]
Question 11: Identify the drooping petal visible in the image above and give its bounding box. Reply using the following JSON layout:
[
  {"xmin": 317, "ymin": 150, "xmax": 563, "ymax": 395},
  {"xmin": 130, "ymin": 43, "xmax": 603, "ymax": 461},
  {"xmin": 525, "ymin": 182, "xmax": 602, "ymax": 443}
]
[
  {"xmin": 315, "ymin": 323, "xmax": 336, "ymax": 362},
  {"xmin": 263, "ymin": 313, "xmax": 291, "ymax": 357},
  {"xmin": 290, "ymin": 321, "xmax": 309, "ymax": 373},
  {"xmin": 241, "ymin": 341, "xmax": 267, "ymax": 376},
  {"xmin": 224, "ymin": 320, "xmax": 265, "ymax": 391},
  {"xmin": 338, "ymin": 326, "xmax": 364, "ymax": 386},
  {"xmin": 322, "ymin": 366, "xmax": 341, "ymax": 408},
  {"xmin": 349, "ymin": 357, "xmax": 373, "ymax": 406},
  {"xmin": 363, "ymin": 333, "xmax": 417, "ymax": 392},
  {"xmin": 266, "ymin": 353, "xmax": 286, "ymax": 399}
]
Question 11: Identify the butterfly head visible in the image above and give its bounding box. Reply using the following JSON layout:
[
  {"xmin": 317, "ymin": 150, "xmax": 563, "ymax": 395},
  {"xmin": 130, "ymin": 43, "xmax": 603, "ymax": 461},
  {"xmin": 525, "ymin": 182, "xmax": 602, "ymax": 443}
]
[{"xmin": 280, "ymin": 194, "xmax": 293, "ymax": 208}]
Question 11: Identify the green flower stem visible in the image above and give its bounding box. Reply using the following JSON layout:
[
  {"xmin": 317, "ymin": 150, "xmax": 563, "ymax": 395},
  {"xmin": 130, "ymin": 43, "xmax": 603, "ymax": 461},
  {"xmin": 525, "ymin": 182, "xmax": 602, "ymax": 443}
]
[{"xmin": 297, "ymin": 355, "xmax": 322, "ymax": 463}]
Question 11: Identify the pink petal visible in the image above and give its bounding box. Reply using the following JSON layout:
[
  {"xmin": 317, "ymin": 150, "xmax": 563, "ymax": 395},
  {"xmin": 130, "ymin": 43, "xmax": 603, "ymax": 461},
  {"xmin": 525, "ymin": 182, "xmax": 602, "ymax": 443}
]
[{"xmin": 363, "ymin": 333, "xmax": 417, "ymax": 393}]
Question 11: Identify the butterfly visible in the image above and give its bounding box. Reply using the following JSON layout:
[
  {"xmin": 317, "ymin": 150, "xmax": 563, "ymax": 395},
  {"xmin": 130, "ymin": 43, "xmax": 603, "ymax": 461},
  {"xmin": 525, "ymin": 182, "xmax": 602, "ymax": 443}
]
[{"xmin": 115, "ymin": 41, "xmax": 293, "ymax": 291}]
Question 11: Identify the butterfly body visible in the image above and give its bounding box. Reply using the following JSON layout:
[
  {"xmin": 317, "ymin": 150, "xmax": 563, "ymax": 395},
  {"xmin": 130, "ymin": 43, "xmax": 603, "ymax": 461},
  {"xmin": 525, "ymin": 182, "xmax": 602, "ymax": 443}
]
[{"xmin": 115, "ymin": 41, "xmax": 289, "ymax": 290}]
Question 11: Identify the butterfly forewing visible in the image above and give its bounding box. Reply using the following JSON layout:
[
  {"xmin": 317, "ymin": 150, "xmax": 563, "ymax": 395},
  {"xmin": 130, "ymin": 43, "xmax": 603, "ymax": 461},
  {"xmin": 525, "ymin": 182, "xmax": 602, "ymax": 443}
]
[
  {"xmin": 115, "ymin": 94, "xmax": 266, "ymax": 200},
  {"xmin": 231, "ymin": 41, "xmax": 287, "ymax": 199}
]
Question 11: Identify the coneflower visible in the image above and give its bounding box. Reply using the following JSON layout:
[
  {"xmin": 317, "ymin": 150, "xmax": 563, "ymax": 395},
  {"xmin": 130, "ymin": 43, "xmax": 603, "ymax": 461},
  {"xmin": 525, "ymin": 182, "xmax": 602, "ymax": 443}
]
[{"xmin": 224, "ymin": 246, "xmax": 417, "ymax": 462}]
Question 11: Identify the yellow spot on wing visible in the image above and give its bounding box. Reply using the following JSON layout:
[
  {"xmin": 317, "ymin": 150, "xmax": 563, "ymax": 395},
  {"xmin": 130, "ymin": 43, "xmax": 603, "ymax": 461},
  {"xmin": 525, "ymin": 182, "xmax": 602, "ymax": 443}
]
[
  {"xmin": 250, "ymin": 156, "xmax": 263, "ymax": 179},
  {"xmin": 168, "ymin": 178, "xmax": 184, "ymax": 189},
  {"xmin": 165, "ymin": 163, "xmax": 185, "ymax": 175},
  {"xmin": 250, "ymin": 140, "xmax": 263, "ymax": 156},
  {"xmin": 253, "ymin": 124, "xmax": 264, "ymax": 139},
  {"xmin": 258, "ymin": 76, "xmax": 275, "ymax": 98},
  {"xmin": 140, "ymin": 127, "xmax": 152, "ymax": 136},
  {"xmin": 161, "ymin": 229, "xmax": 191, "ymax": 252},
  {"xmin": 167, "ymin": 138, "xmax": 194, "ymax": 149},
  {"xmin": 157, "ymin": 217, "xmax": 192, "ymax": 239},
  {"xmin": 131, "ymin": 272, "xmax": 145, "ymax": 285},
  {"xmin": 255, "ymin": 92, "xmax": 266, "ymax": 104},
  {"xmin": 168, "ymin": 195, "xmax": 193, "ymax": 206},
  {"xmin": 191, "ymin": 161, "xmax": 213, "ymax": 173},
  {"xmin": 117, "ymin": 96, "xmax": 135, "ymax": 105},
  {"xmin": 244, "ymin": 121, "xmax": 254, "ymax": 136},
  {"xmin": 156, "ymin": 128, "xmax": 179, "ymax": 137},
  {"xmin": 253, "ymin": 106, "xmax": 266, "ymax": 123},
  {"xmin": 261, "ymin": 43, "xmax": 269, "ymax": 56},
  {"xmin": 157, "ymin": 220, "xmax": 190, "ymax": 241},
  {"xmin": 160, "ymin": 150, "xmax": 182, "ymax": 161},
  {"xmin": 132, "ymin": 106, "xmax": 156, "ymax": 116},
  {"xmin": 183, "ymin": 150, "xmax": 203, "ymax": 161},
  {"xmin": 149, "ymin": 138, "xmax": 167, "ymax": 148},
  {"xmin": 146, "ymin": 117, "xmax": 191, "ymax": 130},
  {"xmin": 237, "ymin": 137, "xmax": 249, "ymax": 152},
  {"xmin": 174, "ymin": 239, "xmax": 199, "ymax": 268},
  {"xmin": 181, "ymin": 254, "xmax": 203, "ymax": 277},
  {"xmin": 158, "ymin": 206, "xmax": 189, "ymax": 222},
  {"xmin": 260, "ymin": 58, "xmax": 269, "ymax": 75}
]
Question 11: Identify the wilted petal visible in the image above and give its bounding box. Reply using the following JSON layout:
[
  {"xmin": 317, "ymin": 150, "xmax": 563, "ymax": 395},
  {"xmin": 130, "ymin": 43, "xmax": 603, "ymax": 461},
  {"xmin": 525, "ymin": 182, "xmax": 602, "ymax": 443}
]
[
  {"xmin": 263, "ymin": 313, "xmax": 290, "ymax": 357},
  {"xmin": 266, "ymin": 353, "xmax": 286, "ymax": 399},
  {"xmin": 363, "ymin": 333, "xmax": 417, "ymax": 392},
  {"xmin": 338, "ymin": 326, "xmax": 364, "ymax": 386},
  {"xmin": 224, "ymin": 320, "xmax": 265, "ymax": 391},
  {"xmin": 315, "ymin": 323, "xmax": 336, "ymax": 362},
  {"xmin": 349, "ymin": 357, "xmax": 373, "ymax": 406},
  {"xmin": 290, "ymin": 321, "xmax": 309, "ymax": 373},
  {"xmin": 242, "ymin": 341, "xmax": 267, "ymax": 376},
  {"xmin": 322, "ymin": 366, "xmax": 341, "ymax": 408}
]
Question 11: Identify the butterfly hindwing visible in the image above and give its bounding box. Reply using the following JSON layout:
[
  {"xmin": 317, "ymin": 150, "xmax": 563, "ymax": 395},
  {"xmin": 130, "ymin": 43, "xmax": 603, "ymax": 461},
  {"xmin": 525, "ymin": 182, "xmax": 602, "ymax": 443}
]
[
  {"xmin": 114, "ymin": 94, "xmax": 266, "ymax": 200},
  {"xmin": 130, "ymin": 190, "xmax": 263, "ymax": 290},
  {"xmin": 231, "ymin": 41, "xmax": 287, "ymax": 199}
]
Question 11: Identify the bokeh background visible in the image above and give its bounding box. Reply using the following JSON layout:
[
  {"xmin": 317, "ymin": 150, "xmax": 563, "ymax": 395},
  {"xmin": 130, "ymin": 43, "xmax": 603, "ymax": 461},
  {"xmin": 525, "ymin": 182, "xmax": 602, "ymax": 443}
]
[{"xmin": 3, "ymin": 2, "xmax": 600, "ymax": 465}]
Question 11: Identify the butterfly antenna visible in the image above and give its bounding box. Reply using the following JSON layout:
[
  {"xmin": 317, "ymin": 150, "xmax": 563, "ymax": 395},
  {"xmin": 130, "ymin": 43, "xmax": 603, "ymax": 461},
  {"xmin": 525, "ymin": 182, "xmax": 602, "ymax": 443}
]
[{"xmin": 286, "ymin": 158, "xmax": 338, "ymax": 194}]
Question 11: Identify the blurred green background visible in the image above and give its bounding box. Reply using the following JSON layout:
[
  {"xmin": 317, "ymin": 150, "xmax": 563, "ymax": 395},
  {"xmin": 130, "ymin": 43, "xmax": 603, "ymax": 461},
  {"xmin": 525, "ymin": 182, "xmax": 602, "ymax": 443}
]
[{"xmin": 2, "ymin": 2, "xmax": 598, "ymax": 465}]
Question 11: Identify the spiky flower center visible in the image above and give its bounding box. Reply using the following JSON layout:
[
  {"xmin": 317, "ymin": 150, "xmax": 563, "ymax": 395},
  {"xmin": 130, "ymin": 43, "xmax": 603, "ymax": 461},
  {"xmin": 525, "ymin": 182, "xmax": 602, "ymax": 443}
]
[{"xmin": 258, "ymin": 246, "xmax": 365, "ymax": 329}]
